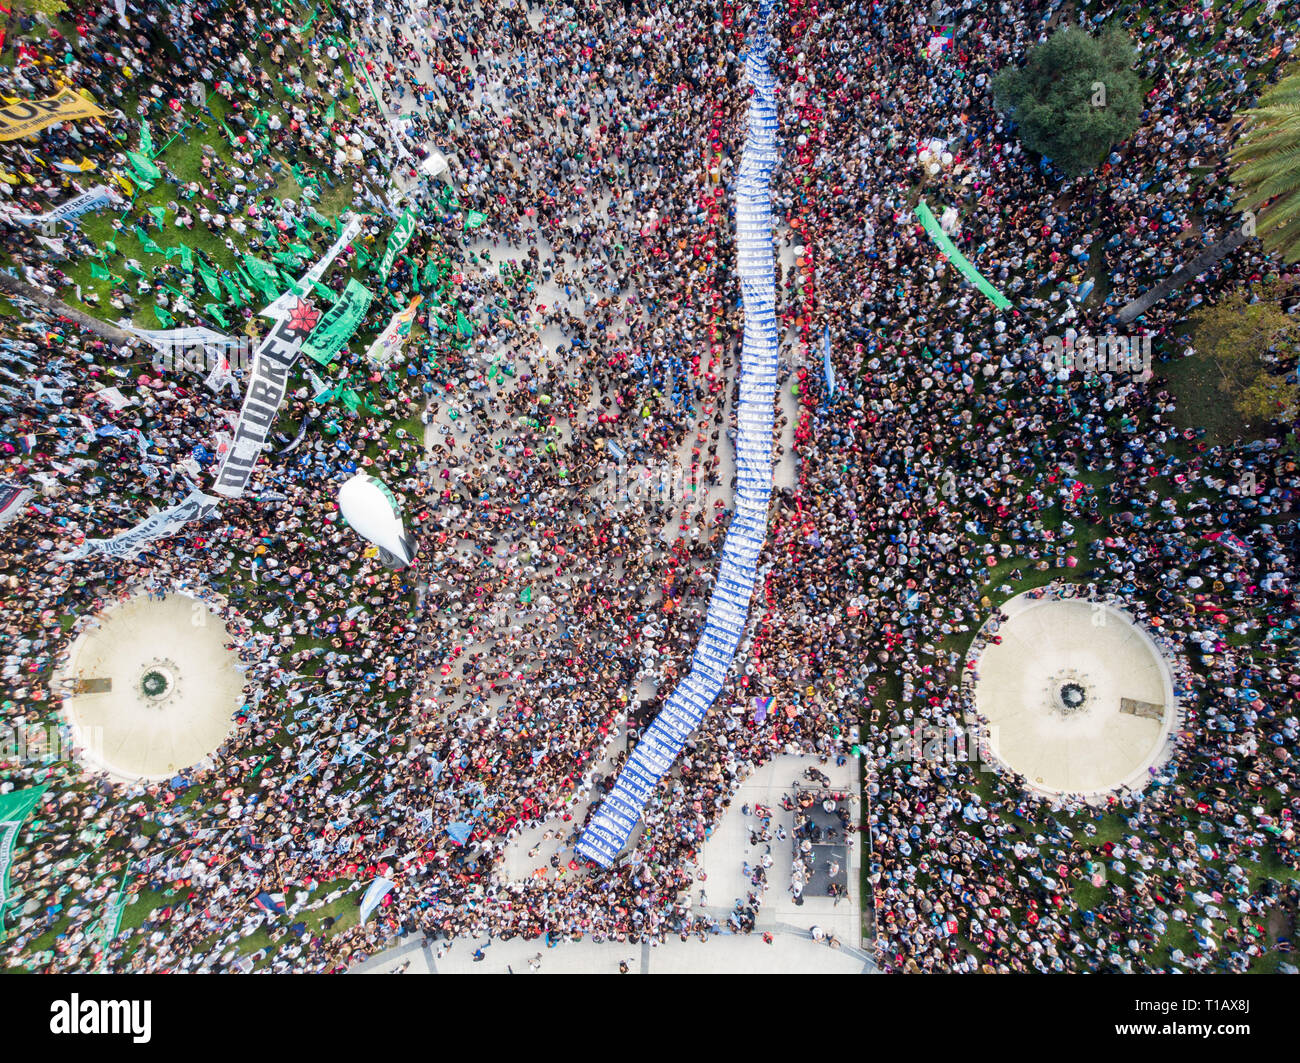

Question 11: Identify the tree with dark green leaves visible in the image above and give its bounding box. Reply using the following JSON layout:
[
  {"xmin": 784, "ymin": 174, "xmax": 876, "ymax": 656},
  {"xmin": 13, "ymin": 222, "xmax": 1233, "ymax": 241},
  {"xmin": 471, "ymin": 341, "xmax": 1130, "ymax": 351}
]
[
  {"xmin": 1189, "ymin": 283, "xmax": 1300, "ymax": 424},
  {"xmin": 992, "ymin": 26, "xmax": 1143, "ymax": 179},
  {"xmin": 19, "ymin": 0, "xmax": 69, "ymax": 20}
]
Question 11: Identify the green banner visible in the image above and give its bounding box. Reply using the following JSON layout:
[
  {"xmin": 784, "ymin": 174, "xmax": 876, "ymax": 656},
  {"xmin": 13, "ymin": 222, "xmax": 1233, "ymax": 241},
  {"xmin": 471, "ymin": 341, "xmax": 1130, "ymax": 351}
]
[
  {"xmin": 302, "ymin": 278, "xmax": 374, "ymax": 366},
  {"xmin": 0, "ymin": 784, "xmax": 49, "ymax": 933},
  {"xmin": 376, "ymin": 210, "xmax": 417, "ymax": 281},
  {"xmin": 96, "ymin": 864, "xmax": 132, "ymax": 970},
  {"xmin": 913, "ymin": 200, "xmax": 1012, "ymax": 310},
  {"xmin": 464, "ymin": 209, "xmax": 487, "ymax": 230}
]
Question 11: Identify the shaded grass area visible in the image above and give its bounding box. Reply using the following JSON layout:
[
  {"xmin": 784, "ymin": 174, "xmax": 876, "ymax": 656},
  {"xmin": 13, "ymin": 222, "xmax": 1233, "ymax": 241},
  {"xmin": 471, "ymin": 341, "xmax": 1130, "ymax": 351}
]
[{"xmin": 1160, "ymin": 348, "xmax": 1260, "ymax": 449}]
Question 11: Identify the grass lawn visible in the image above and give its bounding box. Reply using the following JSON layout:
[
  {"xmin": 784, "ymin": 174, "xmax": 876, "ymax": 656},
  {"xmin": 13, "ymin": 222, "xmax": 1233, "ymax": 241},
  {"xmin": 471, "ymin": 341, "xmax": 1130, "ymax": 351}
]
[{"xmin": 1159, "ymin": 349, "xmax": 1261, "ymax": 449}]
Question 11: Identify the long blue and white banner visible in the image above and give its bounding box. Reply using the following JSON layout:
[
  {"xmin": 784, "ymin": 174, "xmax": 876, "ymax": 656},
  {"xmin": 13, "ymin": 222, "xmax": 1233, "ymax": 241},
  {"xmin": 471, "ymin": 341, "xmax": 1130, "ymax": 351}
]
[{"xmin": 577, "ymin": 1, "xmax": 780, "ymax": 868}]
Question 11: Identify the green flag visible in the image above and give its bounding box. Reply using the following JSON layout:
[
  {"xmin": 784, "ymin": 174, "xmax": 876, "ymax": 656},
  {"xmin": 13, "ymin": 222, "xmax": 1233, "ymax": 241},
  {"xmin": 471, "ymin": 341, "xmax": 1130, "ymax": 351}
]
[
  {"xmin": 197, "ymin": 264, "xmax": 222, "ymax": 297},
  {"xmin": 464, "ymin": 209, "xmax": 487, "ymax": 230},
  {"xmin": 241, "ymin": 255, "xmax": 283, "ymax": 301},
  {"xmin": 913, "ymin": 200, "xmax": 1012, "ymax": 310},
  {"xmin": 90, "ymin": 262, "xmax": 112, "ymax": 281},
  {"xmin": 0, "ymin": 784, "xmax": 49, "ymax": 934},
  {"xmin": 139, "ymin": 120, "xmax": 154, "ymax": 157},
  {"xmin": 165, "ymin": 243, "xmax": 193, "ymax": 271},
  {"xmin": 375, "ymin": 210, "xmax": 417, "ymax": 281},
  {"xmin": 95, "ymin": 864, "xmax": 132, "ymax": 971},
  {"xmin": 204, "ymin": 303, "xmax": 230, "ymax": 327},
  {"xmin": 148, "ymin": 205, "xmax": 167, "ymax": 229},
  {"xmin": 456, "ymin": 310, "xmax": 473, "ymax": 337},
  {"xmin": 153, "ymin": 305, "xmax": 176, "ymax": 328},
  {"xmin": 301, "ymin": 278, "xmax": 374, "ymax": 366},
  {"xmin": 126, "ymin": 150, "xmax": 161, "ymax": 182},
  {"xmin": 221, "ymin": 275, "xmax": 247, "ymax": 307},
  {"xmin": 324, "ymin": 102, "xmax": 335, "ymax": 124},
  {"xmin": 134, "ymin": 225, "xmax": 164, "ymax": 255}
]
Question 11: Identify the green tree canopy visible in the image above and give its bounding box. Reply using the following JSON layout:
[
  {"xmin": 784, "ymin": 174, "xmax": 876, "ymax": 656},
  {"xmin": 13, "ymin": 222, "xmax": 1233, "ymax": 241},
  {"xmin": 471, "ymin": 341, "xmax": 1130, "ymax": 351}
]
[
  {"xmin": 19, "ymin": 0, "xmax": 69, "ymax": 20},
  {"xmin": 992, "ymin": 26, "xmax": 1143, "ymax": 179},
  {"xmin": 1189, "ymin": 283, "xmax": 1300, "ymax": 423},
  {"xmin": 1231, "ymin": 66, "xmax": 1300, "ymax": 264}
]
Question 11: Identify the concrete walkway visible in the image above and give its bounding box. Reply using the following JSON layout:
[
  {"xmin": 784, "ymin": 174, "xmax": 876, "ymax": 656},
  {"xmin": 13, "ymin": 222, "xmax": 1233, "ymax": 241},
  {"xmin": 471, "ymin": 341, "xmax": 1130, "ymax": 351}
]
[
  {"xmin": 350, "ymin": 920, "xmax": 876, "ymax": 974},
  {"xmin": 352, "ymin": 755, "xmax": 876, "ymax": 974}
]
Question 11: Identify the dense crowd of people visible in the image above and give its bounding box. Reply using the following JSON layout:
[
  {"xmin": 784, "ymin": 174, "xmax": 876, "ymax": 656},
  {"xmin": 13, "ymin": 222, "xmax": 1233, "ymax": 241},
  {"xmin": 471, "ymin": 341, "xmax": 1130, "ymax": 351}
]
[{"xmin": 0, "ymin": 0, "xmax": 1297, "ymax": 974}]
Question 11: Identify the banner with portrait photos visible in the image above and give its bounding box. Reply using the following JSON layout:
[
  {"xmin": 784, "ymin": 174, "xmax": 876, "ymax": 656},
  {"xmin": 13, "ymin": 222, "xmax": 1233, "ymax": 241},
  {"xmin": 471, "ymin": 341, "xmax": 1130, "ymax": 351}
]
[{"xmin": 577, "ymin": 2, "xmax": 781, "ymax": 868}]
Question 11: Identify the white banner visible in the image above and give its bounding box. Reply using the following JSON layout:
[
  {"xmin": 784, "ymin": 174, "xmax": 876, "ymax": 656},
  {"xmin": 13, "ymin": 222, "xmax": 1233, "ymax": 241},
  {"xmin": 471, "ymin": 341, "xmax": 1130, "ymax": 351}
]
[
  {"xmin": 1, "ymin": 185, "xmax": 120, "ymax": 228},
  {"xmin": 215, "ymin": 214, "xmax": 366, "ymax": 498},
  {"xmin": 577, "ymin": 0, "xmax": 781, "ymax": 869},
  {"xmin": 364, "ymin": 296, "xmax": 421, "ymax": 366},
  {"xmin": 126, "ymin": 325, "xmax": 243, "ymax": 356},
  {"xmin": 210, "ymin": 313, "xmax": 305, "ymax": 497},
  {"xmin": 57, "ymin": 487, "xmax": 221, "ymax": 561}
]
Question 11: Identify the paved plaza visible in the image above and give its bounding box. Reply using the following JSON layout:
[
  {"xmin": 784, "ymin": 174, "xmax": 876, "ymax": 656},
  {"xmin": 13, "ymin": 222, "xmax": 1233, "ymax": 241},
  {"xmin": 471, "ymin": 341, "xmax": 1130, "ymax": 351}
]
[{"xmin": 354, "ymin": 754, "xmax": 876, "ymax": 974}]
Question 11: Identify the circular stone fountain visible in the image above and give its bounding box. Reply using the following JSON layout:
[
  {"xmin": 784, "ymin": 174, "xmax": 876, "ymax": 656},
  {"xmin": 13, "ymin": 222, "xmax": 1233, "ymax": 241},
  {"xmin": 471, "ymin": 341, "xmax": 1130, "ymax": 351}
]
[
  {"xmin": 56, "ymin": 592, "xmax": 243, "ymax": 781},
  {"xmin": 965, "ymin": 593, "xmax": 1178, "ymax": 798}
]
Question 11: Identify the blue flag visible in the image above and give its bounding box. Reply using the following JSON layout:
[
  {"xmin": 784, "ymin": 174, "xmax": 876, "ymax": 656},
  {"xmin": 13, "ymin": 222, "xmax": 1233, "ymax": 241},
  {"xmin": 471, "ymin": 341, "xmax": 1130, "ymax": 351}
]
[{"xmin": 822, "ymin": 324, "xmax": 835, "ymax": 395}]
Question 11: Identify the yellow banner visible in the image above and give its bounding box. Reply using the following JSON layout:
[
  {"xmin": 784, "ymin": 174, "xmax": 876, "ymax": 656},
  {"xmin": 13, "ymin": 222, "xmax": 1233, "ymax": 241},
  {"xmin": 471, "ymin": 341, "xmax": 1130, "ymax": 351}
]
[{"xmin": 0, "ymin": 88, "xmax": 107, "ymax": 142}]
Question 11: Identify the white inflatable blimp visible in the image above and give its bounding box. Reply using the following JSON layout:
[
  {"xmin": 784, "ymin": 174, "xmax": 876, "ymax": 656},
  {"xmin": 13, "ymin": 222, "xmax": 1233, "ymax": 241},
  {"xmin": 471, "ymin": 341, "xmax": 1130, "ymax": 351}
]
[{"xmin": 338, "ymin": 472, "xmax": 418, "ymax": 569}]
